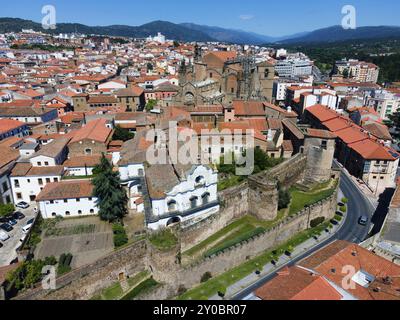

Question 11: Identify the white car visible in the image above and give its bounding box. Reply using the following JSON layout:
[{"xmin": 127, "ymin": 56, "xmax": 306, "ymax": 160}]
[
  {"xmin": 16, "ymin": 201, "xmax": 30, "ymax": 209},
  {"xmin": 22, "ymin": 218, "xmax": 35, "ymax": 234},
  {"xmin": 0, "ymin": 230, "xmax": 10, "ymax": 241}
]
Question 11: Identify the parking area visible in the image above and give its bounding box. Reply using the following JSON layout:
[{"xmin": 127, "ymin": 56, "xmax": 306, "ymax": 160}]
[
  {"xmin": 34, "ymin": 216, "xmax": 114, "ymax": 268},
  {"xmin": 0, "ymin": 206, "xmax": 37, "ymax": 267}
]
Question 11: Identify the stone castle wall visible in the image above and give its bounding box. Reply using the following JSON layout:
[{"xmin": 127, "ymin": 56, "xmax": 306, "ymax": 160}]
[
  {"xmin": 152, "ymin": 190, "xmax": 338, "ymax": 299},
  {"xmin": 14, "ymin": 240, "xmax": 148, "ymax": 300}
]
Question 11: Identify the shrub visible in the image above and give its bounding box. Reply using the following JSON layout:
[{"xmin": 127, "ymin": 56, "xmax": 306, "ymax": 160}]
[
  {"xmin": 64, "ymin": 253, "xmax": 73, "ymax": 267},
  {"xmin": 44, "ymin": 256, "xmax": 57, "ymax": 266},
  {"xmin": 278, "ymin": 189, "xmax": 291, "ymax": 210},
  {"xmin": 310, "ymin": 217, "xmax": 325, "ymax": 228},
  {"xmin": 200, "ymin": 272, "xmax": 212, "ymax": 283},
  {"xmin": 112, "ymin": 223, "xmax": 125, "ymax": 234},
  {"xmin": 57, "ymin": 253, "xmax": 73, "ymax": 275},
  {"xmin": 339, "ymin": 206, "xmax": 347, "ymax": 213},
  {"xmin": 342, "ymin": 197, "xmax": 348, "ymax": 204},
  {"xmin": 113, "ymin": 223, "xmax": 128, "ymax": 248},
  {"xmin": 59, "ymin": 253, "xmax": 67, "ymax": 266},
  {"xmin": 114, "ymin": 232, "xmax": 129, "ymax": 248},
  {"xmin": 217, "ymin": 287, "xmax": 226, "ymax": 298},
  {"xmin": 334, "ymin": 215, "xmax": 343, "ymax": 222}
]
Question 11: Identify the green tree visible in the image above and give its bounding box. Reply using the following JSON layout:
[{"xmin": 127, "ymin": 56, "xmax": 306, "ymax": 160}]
[
  {"xmin": 0, "ymin": 203, "xmax": 14, "ymax": 218},
  {"xmin": 145, "ymin": 99, "xmax": 158, "ymax": 112},
  {"xmin": 112, "ymin": 125, "xmax": 135, "ymax": 142},
  {"xmin": 92, "ymin": 154, "xmax": 128, "ymax": 222},
  {"xmin": 385, "ymin": 111, "xmax": 400, "ymax": 145}
]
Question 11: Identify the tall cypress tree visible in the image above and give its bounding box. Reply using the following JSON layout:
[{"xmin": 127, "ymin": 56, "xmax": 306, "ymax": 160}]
[{"xmin": 92, "ymin": 154, "xmax": 128, "ymax": 222}]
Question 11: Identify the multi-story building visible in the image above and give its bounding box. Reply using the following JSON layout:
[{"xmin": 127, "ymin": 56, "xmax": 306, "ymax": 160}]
[
  {"xmin": 333, "ymin": 59, "xmax": 380, "ymax": 83},
  {"xmin": 366, "ymin": 89, "xmax": 400, "ymax": 120},
  {"xmin": 305, "ymin": 104, "xmax": 399, "ymax": 195},
  {"xmin": 274, "ymin": 58, "xmax": 313, "ymax": 78}
]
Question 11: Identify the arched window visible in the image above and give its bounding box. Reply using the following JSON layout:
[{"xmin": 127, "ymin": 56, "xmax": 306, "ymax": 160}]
[
  {"xmin": 190, "ymin": 196, "xmax": 198, "ymax": 209},
  {"xmin": 78, "ymin": 210, "xmax": 82, "ymax": 215},
  {"xmin": 65, "ymin": 211, "xmax": 70, "ymax": 216},
  {"xmin": 202, "ymin": 192, "xmax": 210, "ymax": 205},
  {"xmin": 167, "ymin": 200, "xmax": 177, "ymax": 212},
  {"xmin": 195, "ymin": 176, "xmax": 205, "ymax": 186}
]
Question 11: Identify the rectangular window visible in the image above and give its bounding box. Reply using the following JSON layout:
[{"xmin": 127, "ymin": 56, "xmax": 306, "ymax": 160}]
[
  {"xmin": 37, "ymin": 162, "xmax": 42, "ymax": 166},
  {"xmin": 17, "ymin": 193, "xmax": 22, "ymax": 200},
  {"xmin": 14, "ymin": 180, "xmax": 20, "ymax": 188},
  {"xmin": 46, "ymin": 178, "xmax": 51, "ymax": 183},
  {"xmin": 38, "ymin": 178, "xmax": 43, "ymax": 185}
]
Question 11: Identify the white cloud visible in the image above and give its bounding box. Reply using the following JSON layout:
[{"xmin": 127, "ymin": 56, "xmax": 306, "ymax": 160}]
[{"xmin": 239, "ymin": 14, "xmax": 255, "ymax": 21}]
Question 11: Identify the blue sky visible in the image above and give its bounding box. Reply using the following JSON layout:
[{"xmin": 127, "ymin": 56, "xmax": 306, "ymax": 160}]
[{"xmin": 2, "ymin": 0, "xmax": 399, "ymax": 36}]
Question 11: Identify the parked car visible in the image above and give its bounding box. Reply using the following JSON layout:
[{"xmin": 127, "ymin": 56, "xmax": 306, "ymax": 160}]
[
  {"xmin": 13, "ymin": 212, "xmax": 25, "ymax": 220},
  {"xmin": 16, "ymin": 201, "xmax": 29, "ymax": 209},
  {"xmin": 22, "ymin": 218, "xmax": 35, "ymax": 234},
  {"xmin": 358, "ymin": 215, "xmax": 368, "ymax": 226},
  {"xmin": 0, "ymin": 223, "xmax": 13, "ymax": 232},
  {"xmin": 0, "ymin": 230, "xmax": 10, "ymax": 241},
  {"xmin": 8, "ymin": 219, "xmax": 18, "ymax": 226}
]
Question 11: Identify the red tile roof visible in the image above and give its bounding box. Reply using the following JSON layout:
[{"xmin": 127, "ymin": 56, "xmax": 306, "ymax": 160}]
[
  {"xmin": 69, "ymin": 119, "xmax": 113, "ymax": 144},
  {"xmin": 300, "ymin": 240, "xmax": 400, "ymax": 300},
  {"xmin": 36, "ymin": 180, "xmax": 94, "ymax": 201},
  {"xmin": 349, "ymin": 139, "xmax": 399, "ymax": 161},
  {"xmin": 306, "ymin": 104, "xmax": 339, "ymax": 122},
  {"xmin": 255, "ymin": 266, "xmax": 342, "ymax": 300},
  {"xmin": 0, "ymin": 119, "xmax": 26, "ymax": 134}
]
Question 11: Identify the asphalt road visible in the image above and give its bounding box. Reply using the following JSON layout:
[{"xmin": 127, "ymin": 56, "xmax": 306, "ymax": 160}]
[{"xmin": 233, "ymin": 169, "xmax": 376, "ymax": 300}]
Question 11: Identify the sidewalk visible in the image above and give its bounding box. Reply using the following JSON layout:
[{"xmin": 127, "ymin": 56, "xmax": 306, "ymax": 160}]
[
  {"xmin": 334, "ymin": 160, "xmax": 379, "ymax": 209},
  {"xmin": 210, "ymin": 194, "xmax": 346, "ymax": 300}
]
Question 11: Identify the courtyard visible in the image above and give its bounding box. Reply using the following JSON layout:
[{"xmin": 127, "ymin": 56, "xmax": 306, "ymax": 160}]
[{"xmin": 34, "ymin": 216, "xmax": 114, "ymax": 268}]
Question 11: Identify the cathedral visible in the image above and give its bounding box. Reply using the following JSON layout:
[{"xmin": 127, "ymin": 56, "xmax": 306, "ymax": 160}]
[{"xmin": 173, "ymin": 46, "xmax": 275, "ymax": 106}]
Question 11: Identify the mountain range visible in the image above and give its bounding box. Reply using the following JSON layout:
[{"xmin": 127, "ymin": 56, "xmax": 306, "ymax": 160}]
[{"xmin": 1, "ymin": 17, "xmax": 400, "ymax": 45}]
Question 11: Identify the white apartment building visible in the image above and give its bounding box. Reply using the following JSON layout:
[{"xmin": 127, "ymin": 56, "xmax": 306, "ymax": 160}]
[
  {"xmin": 366, "ymin": 89, "xmax": 400, "ymax": 120},
  {"xmin": 10, "ymin": 163, "xmax": 63, "ymax": 203},
  {"xmin": 275, "ymin": 59, "xmax": 313, "ymax": 78}
]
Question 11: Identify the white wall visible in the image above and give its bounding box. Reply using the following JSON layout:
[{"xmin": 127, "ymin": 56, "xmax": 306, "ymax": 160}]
[
  {"xmin": 11, "ymin": 175, "xmax": 61, "ymax": 203},
  {"xmin": 39, "ymin": 196, "xmax": 99, "ymax": 219},
  {"xmin": 150, "ymin": 166, "xmax": 218, "ymax": 218},
  {"xmin": 30, "ymin": 155, "xmax": 56, "ymax": 167}
]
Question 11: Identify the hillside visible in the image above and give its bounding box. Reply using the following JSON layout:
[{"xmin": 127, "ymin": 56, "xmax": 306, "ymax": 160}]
[
  {"xmin": 0, "ymin": 18, "xmax": 215, "ymax": 42},
  {"xmin": 281, "ymin": 25, "xmax": 400, "ymax": 44}
]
